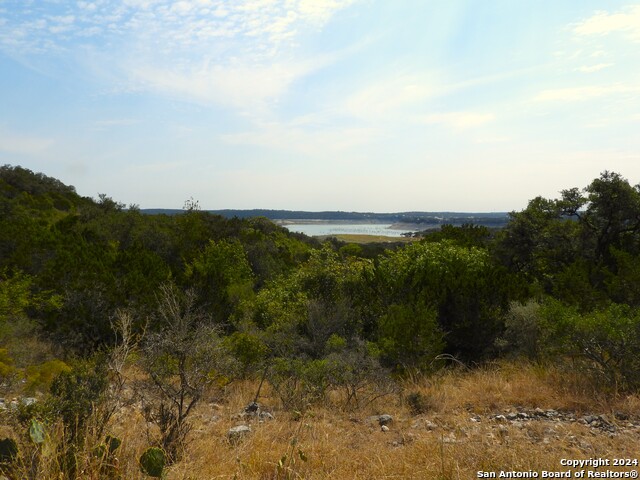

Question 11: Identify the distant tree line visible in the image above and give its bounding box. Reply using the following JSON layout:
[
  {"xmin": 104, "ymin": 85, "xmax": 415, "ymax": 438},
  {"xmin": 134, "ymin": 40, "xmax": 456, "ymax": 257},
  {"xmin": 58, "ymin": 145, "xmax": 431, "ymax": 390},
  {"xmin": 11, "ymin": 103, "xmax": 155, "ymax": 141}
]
[
  {"xmin": 142, "ymin": 208, "xmax": 510, "ymax": 228},
  {"xmin": 1, "ymin": 165, "xmax": 640, "ymax": 476}
]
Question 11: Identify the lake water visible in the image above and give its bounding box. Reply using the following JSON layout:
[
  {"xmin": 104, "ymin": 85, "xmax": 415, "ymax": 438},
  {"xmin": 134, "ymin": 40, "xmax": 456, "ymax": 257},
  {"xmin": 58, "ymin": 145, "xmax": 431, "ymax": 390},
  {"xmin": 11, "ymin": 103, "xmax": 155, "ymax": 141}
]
[{"xmin": 283, "ymin": 223, "xmax": 415, "ymax": 237}]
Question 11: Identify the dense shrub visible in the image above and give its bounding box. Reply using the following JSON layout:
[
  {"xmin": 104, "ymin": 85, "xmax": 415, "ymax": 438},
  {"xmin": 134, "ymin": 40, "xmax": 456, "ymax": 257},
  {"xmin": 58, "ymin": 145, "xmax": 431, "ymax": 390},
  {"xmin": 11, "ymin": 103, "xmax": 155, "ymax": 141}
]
[{"xmin": 540, "ymin": 301, "xmax": 640, "ymax": 391}]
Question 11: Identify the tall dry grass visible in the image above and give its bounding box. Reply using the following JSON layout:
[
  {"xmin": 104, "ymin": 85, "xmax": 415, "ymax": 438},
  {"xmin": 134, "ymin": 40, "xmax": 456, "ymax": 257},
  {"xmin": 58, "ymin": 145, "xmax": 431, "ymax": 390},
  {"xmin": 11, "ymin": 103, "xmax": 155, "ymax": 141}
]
[{"xmin": 2, "ymin": 361, "xmax": 638, "ymax": 479}]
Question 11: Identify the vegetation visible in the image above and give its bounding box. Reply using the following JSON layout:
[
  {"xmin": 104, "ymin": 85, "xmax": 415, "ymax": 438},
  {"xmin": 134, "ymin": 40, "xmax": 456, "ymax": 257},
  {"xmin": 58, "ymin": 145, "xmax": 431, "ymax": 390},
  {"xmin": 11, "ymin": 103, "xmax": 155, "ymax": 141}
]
[{"xmin": 1, "ymin": 164, "xmax": 639, "ymax": 478}]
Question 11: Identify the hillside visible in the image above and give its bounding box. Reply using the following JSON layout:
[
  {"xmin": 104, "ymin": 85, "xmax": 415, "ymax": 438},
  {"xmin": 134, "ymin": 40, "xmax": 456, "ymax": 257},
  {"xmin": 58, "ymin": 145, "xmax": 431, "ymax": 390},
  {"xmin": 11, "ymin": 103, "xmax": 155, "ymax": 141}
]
[{"xmin": 1, "ymin": 165, "xmax": 639, "ymax": 479}]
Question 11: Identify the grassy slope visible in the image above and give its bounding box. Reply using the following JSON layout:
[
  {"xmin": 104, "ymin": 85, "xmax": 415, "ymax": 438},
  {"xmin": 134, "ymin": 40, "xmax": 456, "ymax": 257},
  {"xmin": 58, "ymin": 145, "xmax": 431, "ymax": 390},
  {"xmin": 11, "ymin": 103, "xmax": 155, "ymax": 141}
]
[
  {"xmin": 317, "ymin": 234, "xmax": 417, "ymax": 244},
  {"xmin": 96, "ymin": 362, "xmax": 640, "ymax": 479}
]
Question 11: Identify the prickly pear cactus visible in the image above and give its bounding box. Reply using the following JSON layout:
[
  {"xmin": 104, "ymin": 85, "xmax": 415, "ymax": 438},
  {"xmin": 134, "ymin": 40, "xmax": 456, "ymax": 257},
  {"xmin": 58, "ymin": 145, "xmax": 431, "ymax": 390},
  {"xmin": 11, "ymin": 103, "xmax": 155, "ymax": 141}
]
[
  {"xmin": 105, "ymin": 435, "xmax": 121, "ymax": 454},
  {"xmin": 0, "ymin": 438, "xmax": 18, "ymax": 464},
  {"xmin": 29, "ymin": 419, "xmax": 45, "ymax": 444},
  {"xmin": 139, "ymin": 447, "xmax": 166, "ymax": 478}
]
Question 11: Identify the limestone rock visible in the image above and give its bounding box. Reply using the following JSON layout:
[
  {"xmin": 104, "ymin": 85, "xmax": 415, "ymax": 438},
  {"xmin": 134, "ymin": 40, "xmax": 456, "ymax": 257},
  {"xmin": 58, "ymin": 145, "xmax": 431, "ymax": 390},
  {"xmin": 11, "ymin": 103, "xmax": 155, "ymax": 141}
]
[{"xmin": 228, "ymin": 425, "xmax": 251, "ymax": 443}]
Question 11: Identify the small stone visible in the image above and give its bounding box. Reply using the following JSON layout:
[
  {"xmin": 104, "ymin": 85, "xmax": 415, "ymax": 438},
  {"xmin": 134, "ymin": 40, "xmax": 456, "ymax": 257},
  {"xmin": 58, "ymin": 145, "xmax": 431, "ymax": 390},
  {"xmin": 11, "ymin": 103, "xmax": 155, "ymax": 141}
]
[
  {"xmin": 378, "ymin": 414, "xmax": 393, "ymax": 426},
  {"xmin": 259, "ymin": 411, "xmax": 274, "ymax": 421},
  {"xmin": 425, "ymin": 421, "xmax": 437, "ymax": 430},
  {"xmin": 582, "ymin": 415, "xmax": 598, "ymax": 424},
  {"xmin": 494, "ymin": 415, "xmax": 507, "ymax": 423},
  {"xmin": 506, "ymin": 413, "xmax": 518, "ymax": 421},
  {"xmin": 21, "ymin": 397, "xmax": 37, "ymax": 406},
  {"xmin": 381, "ymin": 425, "xmax": 390, "ymax": 432},
  {"xmin": 442, "ymin": 434, "xmax": 457, "ymax": 444},
  {"xmin": 227, "ymin": 425, "xmax": 251, "ymax": 443}
]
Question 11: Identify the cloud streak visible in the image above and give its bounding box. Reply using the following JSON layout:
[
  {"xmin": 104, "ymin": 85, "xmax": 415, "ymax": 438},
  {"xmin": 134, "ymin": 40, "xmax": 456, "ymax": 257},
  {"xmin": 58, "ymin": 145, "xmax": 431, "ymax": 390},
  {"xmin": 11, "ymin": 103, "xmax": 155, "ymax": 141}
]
[
  {"xmin": 573, "ymin": 5, "xmax": 640, "ymax": 41},
  {"xmin": 535, "ymin": 84, "xmax": 639, "ymax": 102},
  {"xmin": 420, "ymin": 112, "xmax": 495, "ymax": 129}
]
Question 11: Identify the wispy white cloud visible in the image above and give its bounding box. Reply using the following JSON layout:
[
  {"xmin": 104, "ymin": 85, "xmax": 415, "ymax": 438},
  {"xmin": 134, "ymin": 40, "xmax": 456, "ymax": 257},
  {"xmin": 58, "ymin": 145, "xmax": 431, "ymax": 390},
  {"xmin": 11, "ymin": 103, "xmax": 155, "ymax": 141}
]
[
  {"xmin": 0, "ymin": 0, "xmax": 358, "ymax": 54},
  {"xmin": 420, "ymin": 112, "xmax": 495, "ymax": 129},
  {"xmin": 534, "ymin": 84, "xmax": 639, "ymax": 102},
  {"xmin": 574, "ymin": 63, "xmax": 614, "ymax": 73},
  {"xmin": 0, "ymin": 0, "xmax": 361, "ymax": 111},
  {"xmin": 573, "ymin": 5, "xmax": 640, "ymax": 41},
  {"xmin": 345, "ymin": 74, "xmax": 437, "ymax": 119},
  {"xmin": 221, "ymin": 120, "xmax": 377, "ymax": 156},
  {"xmin": 128, "ymin": 55, "xmax": 334, "ymax": 111}
]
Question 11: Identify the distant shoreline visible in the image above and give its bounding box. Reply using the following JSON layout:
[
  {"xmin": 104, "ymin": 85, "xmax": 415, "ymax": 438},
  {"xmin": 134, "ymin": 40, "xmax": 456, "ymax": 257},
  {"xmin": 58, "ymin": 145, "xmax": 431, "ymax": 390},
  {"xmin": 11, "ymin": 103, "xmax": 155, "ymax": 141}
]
[
  {"xmin": 274, "ymin": 219, "xmax": 391, "ymax": 226},
  {"xmin": 276, "ymin": 220, "xmax": 452, "ymax": 232}
]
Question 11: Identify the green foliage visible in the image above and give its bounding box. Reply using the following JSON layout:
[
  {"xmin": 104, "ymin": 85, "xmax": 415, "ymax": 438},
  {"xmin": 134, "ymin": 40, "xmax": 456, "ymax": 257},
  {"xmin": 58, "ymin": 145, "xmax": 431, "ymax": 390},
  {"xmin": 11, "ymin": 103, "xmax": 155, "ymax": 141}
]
[
  {"xmin": 139, "ymin": 447, "xmax": 166, "ymax": 478},
  {"xmin": 422, "ymin": 224, "xmax": 492, "ymax": 248},
  {"xmin": 185, "ymin": 239, "xmax": 254, "ymax": 323},
  {"xmin": 49, "ymin": 360, "xmax": 109, "ymax": 446},
  {"xmin": 25, "ymin": 359, "xmax": 71, "ymax": 393},
  {"xmin": 338, "ymin": 243, "xmax": 364, "ymax": 258},
  {"xmin": 269, "ymin": 358, "xmax": 335, "ymax": 410},
  {"xmin": 496, "ymin": 301, "xmax": 543, "ymax": 359},
  {"xmin": 248, "ymin": 246, "xmax": 373, "ymax": 356},
  {"xmin": 497, "ymin": 171, "xmax": 640, "ymax": 308},
  {"xmin": 606, "ymin": 248, "xmax": 640, "ymax": 307},
  {"xmin": 377, "ymin": 240, "xmax": 512, "ymax": 360},
  {"xmin": 324, "ymin": 333, "xmax": 347, "ymax": 353},
  {"xmin": 0, "ymin": 348, "xmax": 16, "ymax": 385},
  {"xmin": 540, "ymin": 301, "xmax": 640, "ymax": 391},
  {"xmin": 223, "ymin": 331, "xmax": 268, "ymax": 375},
  {"xmin": 377, "ymin": 303, "xmax": 444, "ymax": 371}
]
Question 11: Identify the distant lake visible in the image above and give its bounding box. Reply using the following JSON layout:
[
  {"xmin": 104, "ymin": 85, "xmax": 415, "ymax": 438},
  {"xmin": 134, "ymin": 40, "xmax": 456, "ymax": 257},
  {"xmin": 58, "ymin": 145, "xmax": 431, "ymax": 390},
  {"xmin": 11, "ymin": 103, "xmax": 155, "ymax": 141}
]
[{"xmin": 283, "ymin": 223, "xmax": 415, "ymax": 237}]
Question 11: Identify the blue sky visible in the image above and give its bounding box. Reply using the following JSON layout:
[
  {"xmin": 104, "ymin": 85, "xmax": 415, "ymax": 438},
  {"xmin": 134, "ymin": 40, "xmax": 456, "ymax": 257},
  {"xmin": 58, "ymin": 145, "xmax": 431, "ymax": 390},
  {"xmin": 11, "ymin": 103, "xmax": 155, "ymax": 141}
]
[{"xmin": 1, "ymin": 1, "xmax": 639, "ymax": 211}]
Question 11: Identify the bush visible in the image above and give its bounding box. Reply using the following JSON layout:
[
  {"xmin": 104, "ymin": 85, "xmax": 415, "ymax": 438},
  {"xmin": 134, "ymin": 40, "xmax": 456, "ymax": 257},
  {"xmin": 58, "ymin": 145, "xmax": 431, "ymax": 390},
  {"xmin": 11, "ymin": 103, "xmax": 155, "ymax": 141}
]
[
  {"xmin": 223, "ymin": 331, "xmax": 268, "ymax": 376},
  {"xmin": 377, "ymin": 303, "xmax": 445, "ymax": 372},
  {"xmin": 405, "ymin": 392, "xmax": 431, "ymax": 415},
  {"xmin": 496, "ymin": 300, "xmax": 543, "ymax": 359},
  {"xmin": 25, "ymin": 359, "xmax": 71, "ymax": 393},
  {"xmin": 540, "ymin": 301, "xmax": 640, "ymax": 391},
  {"xmin": 140, "ymin": 284, "xmax": 238, "ymax": 462},
  {"xmin": 269, "ymin": 358, "xmax": 333, "ymax": 411}
]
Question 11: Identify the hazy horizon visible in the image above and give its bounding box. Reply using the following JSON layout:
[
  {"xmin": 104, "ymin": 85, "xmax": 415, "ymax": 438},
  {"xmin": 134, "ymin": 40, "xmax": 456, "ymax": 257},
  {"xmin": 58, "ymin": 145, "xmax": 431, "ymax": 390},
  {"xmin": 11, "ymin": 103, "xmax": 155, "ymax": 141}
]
[{"xmin": 2, "ymin": 1, "xmax": 639, "ymax": 211}]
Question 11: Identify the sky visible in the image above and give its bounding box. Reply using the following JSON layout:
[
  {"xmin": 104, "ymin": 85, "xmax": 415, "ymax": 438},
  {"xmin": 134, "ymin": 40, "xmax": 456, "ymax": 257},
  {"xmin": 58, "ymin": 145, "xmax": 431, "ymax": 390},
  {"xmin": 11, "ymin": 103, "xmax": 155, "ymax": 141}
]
[{"xmin": 1, "ymin": 1, "xmax": 640, "ymax": 212}]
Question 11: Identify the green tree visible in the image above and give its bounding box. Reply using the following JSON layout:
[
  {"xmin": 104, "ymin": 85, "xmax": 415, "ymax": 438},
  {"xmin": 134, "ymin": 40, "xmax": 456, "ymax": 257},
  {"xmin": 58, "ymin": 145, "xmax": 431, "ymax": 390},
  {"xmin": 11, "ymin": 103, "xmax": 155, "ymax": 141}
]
[
  {"xmin": 185, "ymin": 239, "xmax": 254, "ymax": 325},
  {"xmin": 376, "ymin": 240, "xmax": 514, "ymax": 361}
]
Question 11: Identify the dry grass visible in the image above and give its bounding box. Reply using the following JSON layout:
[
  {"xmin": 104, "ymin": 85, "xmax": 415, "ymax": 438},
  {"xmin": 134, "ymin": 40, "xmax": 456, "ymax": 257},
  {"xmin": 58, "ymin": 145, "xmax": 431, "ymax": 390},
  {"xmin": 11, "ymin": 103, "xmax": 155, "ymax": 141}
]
[
  {"xmin": 317, "ymin": 234, "xmax": 417, "ymax": 244},
  {"xmin": 3, "ymin": 362, "xmax": 639, "ymax": 479}
]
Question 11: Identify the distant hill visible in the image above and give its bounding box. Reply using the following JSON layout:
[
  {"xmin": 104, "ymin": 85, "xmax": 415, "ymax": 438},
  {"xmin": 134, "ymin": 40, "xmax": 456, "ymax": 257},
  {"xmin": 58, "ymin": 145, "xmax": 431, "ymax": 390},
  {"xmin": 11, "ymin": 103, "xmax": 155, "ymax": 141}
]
[{"xmin": 141, "ymin": 209, "xmax": 510, "ymax": 228}]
